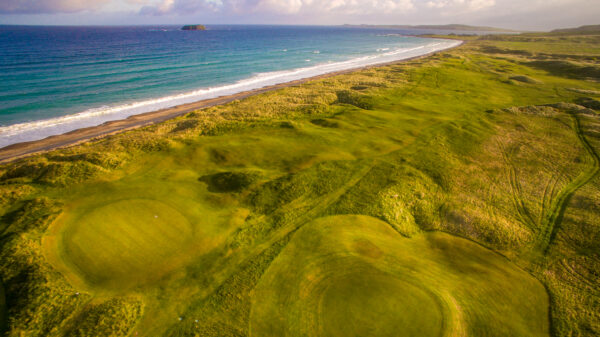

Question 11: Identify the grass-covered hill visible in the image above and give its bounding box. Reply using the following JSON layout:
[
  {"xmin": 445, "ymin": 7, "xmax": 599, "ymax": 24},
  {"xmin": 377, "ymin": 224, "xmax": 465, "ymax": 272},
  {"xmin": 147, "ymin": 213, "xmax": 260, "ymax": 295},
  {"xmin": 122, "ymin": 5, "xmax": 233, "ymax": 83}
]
[
  {"xmin": 343, "ymin": 23, "xmax": 517, "ymax": 32},
  {"xmin": 0, "ymin": 31, "xmax": 599, "ymax": 336},
  {"xmin": 551, "ymin": 24, "xmax": 600, "ymax": 35}
]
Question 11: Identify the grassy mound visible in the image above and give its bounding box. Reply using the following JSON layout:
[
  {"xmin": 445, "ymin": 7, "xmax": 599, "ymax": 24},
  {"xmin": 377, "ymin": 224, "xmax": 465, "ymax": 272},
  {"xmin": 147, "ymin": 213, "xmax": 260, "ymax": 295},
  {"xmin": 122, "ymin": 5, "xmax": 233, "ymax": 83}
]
[
  {"xmin": 510, "ymin": 75, "xmax": 542, "ymax": 84},
  {"xmin": 575, "ymin": 97, "xmax": 600, "ymax": 110},
  {"xmin": 527, "ymin": 60, "xmax": 600, "ymax": 80},
  {"xmin": 335, "ymin": 90, "xmax": 374, "ymax": 110},
  {"xmin": 310, "ymin": 118, "xmax": 340, "ymax": 128},
  {"xmin": 567, "ymin": 88, "xmax": 600, "ymax": 95},
  {"xmin": 251, "ymin": 215, "xmax": 549, "ymax": 337}
]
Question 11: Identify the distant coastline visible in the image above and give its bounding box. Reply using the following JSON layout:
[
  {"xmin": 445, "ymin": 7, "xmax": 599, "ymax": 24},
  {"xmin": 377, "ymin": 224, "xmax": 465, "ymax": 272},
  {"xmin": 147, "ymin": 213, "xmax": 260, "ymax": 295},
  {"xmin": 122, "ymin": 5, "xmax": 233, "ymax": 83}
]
[
  {"xmin": 0, "ymin": 38, "xmax": 463, "ymax": 163},
  {"xmin": 343, "ymin": 24, "xmax": 518, "ymax": 33}
]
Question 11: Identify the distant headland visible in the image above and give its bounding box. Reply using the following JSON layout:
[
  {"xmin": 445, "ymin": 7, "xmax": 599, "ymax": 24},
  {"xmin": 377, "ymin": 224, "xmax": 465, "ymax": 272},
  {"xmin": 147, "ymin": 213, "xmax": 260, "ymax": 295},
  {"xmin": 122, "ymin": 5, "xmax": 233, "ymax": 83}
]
[
  {"xmin": 182, "ymin": 25, "xmax": 206, "ymax": 31},
  {"xmin": 342, "ymin": 24, "xmax": 517, "ymax": 32},
  {"xmin": 550, "ymin": 24, "xmax": 600, "ymax": 35}
]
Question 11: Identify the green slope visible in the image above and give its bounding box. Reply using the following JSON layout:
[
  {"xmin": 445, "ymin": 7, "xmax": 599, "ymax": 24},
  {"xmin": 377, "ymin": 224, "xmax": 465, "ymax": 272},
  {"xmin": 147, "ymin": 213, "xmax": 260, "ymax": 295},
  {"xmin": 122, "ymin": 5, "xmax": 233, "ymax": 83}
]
[{"xmin": 251, "ymin": 215, "xmax": 548, "ymax": 337}]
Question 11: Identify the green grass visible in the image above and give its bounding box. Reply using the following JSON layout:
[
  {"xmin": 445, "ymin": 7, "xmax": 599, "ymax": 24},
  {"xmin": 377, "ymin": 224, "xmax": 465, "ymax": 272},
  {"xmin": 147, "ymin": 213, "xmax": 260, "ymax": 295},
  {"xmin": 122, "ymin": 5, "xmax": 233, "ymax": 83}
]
[
  {"xmin": 0, "ymin": 32, "xmax": 599, "ymax": 336},
  {"xmin": 479, "ymin": 34, "xmax": 600, "ymax": 55},
  {"xmin": 251, "ymin": 215, "xmax": 548, "ymax": 337},
  {"xmin": 43, "ymin": 167, "xmax": 249, "ymax": 291},
  {"xmin": 62, "ymin": 199, "xmax": 194, "ymax": 288}
]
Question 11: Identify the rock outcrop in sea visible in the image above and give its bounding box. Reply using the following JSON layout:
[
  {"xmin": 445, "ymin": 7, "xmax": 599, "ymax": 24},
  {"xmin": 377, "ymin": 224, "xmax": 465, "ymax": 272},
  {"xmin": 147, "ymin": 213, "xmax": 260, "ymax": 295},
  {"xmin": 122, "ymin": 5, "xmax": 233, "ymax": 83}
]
[{"xmin": 182, "ymin": 25, "xmax": 206, "ymax": 31}]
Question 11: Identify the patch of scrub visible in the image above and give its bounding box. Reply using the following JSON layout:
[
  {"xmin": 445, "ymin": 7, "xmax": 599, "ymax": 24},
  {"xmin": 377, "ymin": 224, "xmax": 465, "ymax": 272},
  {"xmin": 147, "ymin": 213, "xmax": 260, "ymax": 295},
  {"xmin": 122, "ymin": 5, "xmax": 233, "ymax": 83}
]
[
  {"xmin": 60, "ymin": 199, "xmax": 193, "ymax": 288},
  {"xmin": 199, "ymin": 171, "xmax": 260, "ymax": 193},
  {"xmin": 250, "ymin": 215, "xmax": 549, "ymax": 337},
  {"xmin": 310, "ymin": 118, "xmax": 340, "ymax": 128},
  {"xmin": 575, "ymin": 97, "xmax": 600, "ymax": 110}
]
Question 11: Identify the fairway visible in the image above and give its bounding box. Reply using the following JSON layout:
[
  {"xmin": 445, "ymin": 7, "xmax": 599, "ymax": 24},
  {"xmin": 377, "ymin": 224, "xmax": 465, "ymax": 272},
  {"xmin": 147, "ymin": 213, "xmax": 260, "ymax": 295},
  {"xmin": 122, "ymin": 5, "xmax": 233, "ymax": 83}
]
[{"xmin": 251, "ymin": 215, "xmax": 549, "ymax": 337}]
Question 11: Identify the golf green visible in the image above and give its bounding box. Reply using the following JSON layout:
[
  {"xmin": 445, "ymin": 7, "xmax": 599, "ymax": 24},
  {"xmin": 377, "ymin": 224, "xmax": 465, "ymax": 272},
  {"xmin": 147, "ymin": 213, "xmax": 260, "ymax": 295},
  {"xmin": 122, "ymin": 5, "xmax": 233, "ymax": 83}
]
[
  {"xmin": 61, "ymin": 199, "xmax": 193, "ymax": 287},
  {"xmin": 250, "ymin": 215, "xmax": 549, "ymax": 337}
]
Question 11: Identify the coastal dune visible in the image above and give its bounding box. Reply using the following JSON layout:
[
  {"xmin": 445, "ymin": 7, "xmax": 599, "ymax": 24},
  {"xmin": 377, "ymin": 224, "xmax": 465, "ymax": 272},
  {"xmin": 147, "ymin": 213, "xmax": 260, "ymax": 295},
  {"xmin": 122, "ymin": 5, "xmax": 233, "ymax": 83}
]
[{"xmin": 0, "ymin": 39, "xmax": 461, "ymax": 163}]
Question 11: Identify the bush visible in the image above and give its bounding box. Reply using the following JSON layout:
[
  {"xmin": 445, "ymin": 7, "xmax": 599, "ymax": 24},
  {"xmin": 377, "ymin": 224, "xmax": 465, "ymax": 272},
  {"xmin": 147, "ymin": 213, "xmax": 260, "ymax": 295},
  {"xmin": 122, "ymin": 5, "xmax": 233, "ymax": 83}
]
[{"xmin": 335, "ymin": 90, "xmax": 374, "ymax": 110}]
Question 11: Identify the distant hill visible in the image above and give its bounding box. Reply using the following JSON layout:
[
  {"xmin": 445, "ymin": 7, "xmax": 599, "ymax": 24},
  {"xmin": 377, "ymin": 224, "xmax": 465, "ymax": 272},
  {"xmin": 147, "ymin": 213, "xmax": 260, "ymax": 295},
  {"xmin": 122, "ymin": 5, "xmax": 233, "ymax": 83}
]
[
  {"xmin": 343, "ymin": 24, "xmax": 517, "ymax": 32},
  {"xmin": 550, "ymin": 24, "xmax": 600, "ymax": 35}
]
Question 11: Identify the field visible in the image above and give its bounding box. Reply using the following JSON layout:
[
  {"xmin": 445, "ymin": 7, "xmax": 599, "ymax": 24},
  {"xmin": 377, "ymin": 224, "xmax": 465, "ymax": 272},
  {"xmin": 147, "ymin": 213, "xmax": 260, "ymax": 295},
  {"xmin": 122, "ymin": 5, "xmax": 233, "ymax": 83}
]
[{"xmin": 0, "ymin": 30, "xmax": 599, "ymax": 336}]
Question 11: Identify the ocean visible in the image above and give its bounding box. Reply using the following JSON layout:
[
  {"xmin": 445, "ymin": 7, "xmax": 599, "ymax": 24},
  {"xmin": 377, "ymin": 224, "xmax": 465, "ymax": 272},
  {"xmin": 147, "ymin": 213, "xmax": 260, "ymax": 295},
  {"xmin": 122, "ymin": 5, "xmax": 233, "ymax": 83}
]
[{"xmin": 0, "ymin": 25, "xmax": 461, "ymax": 147}]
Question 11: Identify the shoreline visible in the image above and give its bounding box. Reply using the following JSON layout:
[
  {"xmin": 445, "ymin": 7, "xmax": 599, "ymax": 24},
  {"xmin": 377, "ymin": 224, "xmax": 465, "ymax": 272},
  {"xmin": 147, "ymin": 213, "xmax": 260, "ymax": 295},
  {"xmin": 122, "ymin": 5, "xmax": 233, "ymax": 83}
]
[{"xmin": 0, "ymin": 40, "xmax": 463, "ymax": 164}]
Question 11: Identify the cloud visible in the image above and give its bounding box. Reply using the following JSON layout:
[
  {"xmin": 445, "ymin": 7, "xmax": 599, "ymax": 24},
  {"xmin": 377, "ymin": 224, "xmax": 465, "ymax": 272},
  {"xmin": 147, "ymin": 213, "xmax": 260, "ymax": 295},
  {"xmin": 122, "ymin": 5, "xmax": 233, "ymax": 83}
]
[
  {"xmin": 254, "ymin": 0, "xmax": 415, "ymax": 15},
  {"xmin": 425, "ymin": 0, "xmax": 495, "ymax": 12},
  {"xmin": 0, "ymin": 0, "xmax": 109, "ymax": 13},
  {"xmin": 138, "ymin": 0, "xmax": 415, "ymax": 16},
  {"xmin": 0, "ymin": 0, "xmax": 598, "ymax": 31}
]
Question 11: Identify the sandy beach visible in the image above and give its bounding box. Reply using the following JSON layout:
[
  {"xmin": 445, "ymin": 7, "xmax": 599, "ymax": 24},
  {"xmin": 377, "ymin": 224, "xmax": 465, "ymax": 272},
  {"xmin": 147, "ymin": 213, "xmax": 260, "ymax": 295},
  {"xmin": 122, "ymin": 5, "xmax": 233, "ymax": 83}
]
[{"xmin": 0, "ymin": 41, "xmax": 462, "ymax": 164}]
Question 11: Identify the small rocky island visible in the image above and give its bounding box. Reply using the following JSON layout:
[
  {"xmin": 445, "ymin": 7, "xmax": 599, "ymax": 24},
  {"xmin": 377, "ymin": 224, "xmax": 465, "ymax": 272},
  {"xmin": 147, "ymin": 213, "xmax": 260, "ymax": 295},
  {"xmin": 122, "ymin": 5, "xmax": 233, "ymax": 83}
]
[{"xmin": 182, "ymin": 25, "xmax": 206, "ymax": 31}]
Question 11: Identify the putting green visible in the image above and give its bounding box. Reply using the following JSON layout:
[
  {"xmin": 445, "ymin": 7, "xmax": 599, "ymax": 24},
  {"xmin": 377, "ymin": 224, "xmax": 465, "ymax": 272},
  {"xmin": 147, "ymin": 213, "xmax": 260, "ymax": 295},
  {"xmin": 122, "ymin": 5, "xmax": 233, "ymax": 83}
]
[
  {"xmin": 250, "ymin": 215, "xmax": 549, "ymax": 337},
  {"xmin": 318, "ymin": 265, "xmax": 443, "ymax": 337},
  {"xmin": 61, "ymin": 199, "xmax": 194, "ymax": 287}
]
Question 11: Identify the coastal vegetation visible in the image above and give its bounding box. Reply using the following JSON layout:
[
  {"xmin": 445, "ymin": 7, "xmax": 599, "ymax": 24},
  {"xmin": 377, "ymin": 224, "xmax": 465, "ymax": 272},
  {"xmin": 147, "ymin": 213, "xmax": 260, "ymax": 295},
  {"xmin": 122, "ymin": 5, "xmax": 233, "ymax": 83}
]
[{"xmin": 0, "ymin": 29, "xmax": 599, "ymax": 336}]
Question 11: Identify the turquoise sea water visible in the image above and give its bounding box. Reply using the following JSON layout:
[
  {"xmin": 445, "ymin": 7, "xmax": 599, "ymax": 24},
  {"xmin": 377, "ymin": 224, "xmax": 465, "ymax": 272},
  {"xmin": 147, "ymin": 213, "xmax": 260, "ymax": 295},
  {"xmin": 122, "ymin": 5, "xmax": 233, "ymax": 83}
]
[{"xmin": 0, "ymin": 25, "xmax": 461, "ymax": 147}]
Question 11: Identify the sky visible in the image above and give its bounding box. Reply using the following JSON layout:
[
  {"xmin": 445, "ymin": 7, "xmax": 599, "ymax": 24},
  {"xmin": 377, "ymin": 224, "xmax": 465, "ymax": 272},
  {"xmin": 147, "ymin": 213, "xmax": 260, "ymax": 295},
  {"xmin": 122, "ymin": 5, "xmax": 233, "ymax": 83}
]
[{"xmin": 0, "ymin": 0, "xmax": 598, "ymax": 31}]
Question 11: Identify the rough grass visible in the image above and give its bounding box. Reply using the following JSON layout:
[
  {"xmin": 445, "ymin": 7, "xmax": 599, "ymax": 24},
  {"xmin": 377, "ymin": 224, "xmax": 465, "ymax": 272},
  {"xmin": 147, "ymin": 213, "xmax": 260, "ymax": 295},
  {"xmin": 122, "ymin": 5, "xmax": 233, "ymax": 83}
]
[
  {"xmin": 199, "ymin": 171, "xmax": 260, "ymax": 193},
  {"xmin": 0, "ymin": 32, "xmax": 599, "ymax": 336}
]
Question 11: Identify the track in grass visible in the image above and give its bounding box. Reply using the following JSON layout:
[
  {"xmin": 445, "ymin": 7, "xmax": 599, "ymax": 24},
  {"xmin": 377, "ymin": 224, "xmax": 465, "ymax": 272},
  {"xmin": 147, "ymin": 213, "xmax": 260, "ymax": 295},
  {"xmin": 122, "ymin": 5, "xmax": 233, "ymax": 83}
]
[
  {"xmin": 250, "ymin": 215, "xmax": 549, "ymax": 337},
  {"xmin": 498, "ymin": 141, "xmax": 537, "ymax": 231},
  {"xmin": 559, "ymin": 259, "xmax": 600, "ymax": 297},
  {"xmin": 536, "ymin": 110, "xmax": 600, "ymax": 254},
  {"xmin": 498, "ymin": 107, "xmax": 600, "ymax": 257}
]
